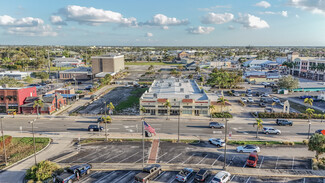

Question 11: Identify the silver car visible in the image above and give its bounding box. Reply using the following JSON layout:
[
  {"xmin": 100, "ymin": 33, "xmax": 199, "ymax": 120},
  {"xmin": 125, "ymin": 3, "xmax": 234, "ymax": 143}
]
[{"xmin": 263, "ymin": 127, "xmax": 281, "ymax": 135}]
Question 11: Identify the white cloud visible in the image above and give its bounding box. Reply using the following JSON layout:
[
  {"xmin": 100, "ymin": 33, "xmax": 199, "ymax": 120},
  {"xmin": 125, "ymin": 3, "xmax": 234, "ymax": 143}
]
[
  {"xmin": 141, "ymin": 14, "xmax": 188, "ymax": 27},
  {"xmin": 235, "ymin": 14, "xmax": 270, "ymax": 29},
  {"xmin": 0, "ymin": 15, "xmax": 57, "ymax": 36},
  {"xmin": 255, "ymin": 1, "xmax": 271, "ymax": 8},
  {"xmin": 288, "ymin": 0, "xmax": 325, "ymax": 15},
  {"xmin": 198, "ymin": 5, "xmax": 232, "ymax": 11},
  {"xmin": 50, "ymin": 15, "xmax": 67, "ymax": 25},
  {"xmin": 59, "ymin": 5, "xmax": 137, "ymax": 26},
  {"xmin": 201, "ymin": 12, "xmax": 234, "ymax": 24},
  {"xmin": 281, "ymin": 11, "xmax": 288, "ymax": 17},
  {"xmin": 187, "ymin": 26, "xmax": 215, "ymax": 34},
  {"xmin": 146, "ymin": 32, "xmax": 153, "ymax": 37}
]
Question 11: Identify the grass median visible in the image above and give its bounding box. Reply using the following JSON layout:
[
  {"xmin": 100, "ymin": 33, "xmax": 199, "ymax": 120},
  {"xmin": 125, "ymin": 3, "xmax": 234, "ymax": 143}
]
[
  {"xmin": 0, "ymin": 136, "xmax": 50, "ymax": 169},
  {"xmin": 228, "ymin": 140, "xmax": 305, "ymax": 146}
]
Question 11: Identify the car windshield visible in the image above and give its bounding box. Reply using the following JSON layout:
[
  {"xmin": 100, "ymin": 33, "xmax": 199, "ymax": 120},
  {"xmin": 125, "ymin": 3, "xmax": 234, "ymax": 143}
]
[
  {"xmin": 248, "ymin": 156, "xmax": 256, "ymax": 161},
  {"xmin": 179, "ymin": 170, "xmax": 188, "ymax": 176},
  {"xmin": 213, "ymin": 177, "xmax": 221, "ymax": 181}
]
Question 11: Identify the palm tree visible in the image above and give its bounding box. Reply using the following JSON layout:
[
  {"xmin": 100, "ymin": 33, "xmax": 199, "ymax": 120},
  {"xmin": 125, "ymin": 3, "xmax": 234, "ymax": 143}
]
[
  {"xmin": 306, "ymin": 108, "xmax": 315, "ymax": 123},
  {"xmin": 164, "ymin": 100, "xmax": 171, "ymax": 120},
  {"xmin": 209, "ymin": 105, "xmax": 215, "ymax": 120},
  {"xmin": 101, "ymin": 115, "xmax": 112, "ymax": 141},
  {"xmin": 33, "ymin": 100, "xmax": 44, "ymax": 118},
  {"xmin": 304, "ymin": 98, "xmax": 313, "ymax": 106},
  {"xmin": 217, "ymin": 96, "xmax": 229, "ymax": 170},
  {"xmin": 107, "ymin": 102, "xmax": 115, "ymax": 115},
  {"xmin": 140, "ymin": 105, "xmax": 146, "ymax": 116},
  {"xmin": 271, "ymin": 102, "xmax": 276, "ymax": 112},
  {"xmin": 255, "ymin": 118, "xmax": 263, "ymax": 138}
]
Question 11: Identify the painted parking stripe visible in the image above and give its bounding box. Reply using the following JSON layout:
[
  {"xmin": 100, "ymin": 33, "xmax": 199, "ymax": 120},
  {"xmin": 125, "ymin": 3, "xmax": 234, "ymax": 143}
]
[
  {"xmin": 111, "ymin": 171, "xmax": 133, "ymax": 183},
  {"xmin": 79, "ymin": 171, "xmax": 100, "ymax": 183},
  {"xmin": 134, "ymin": 153, "xmax": 149, "ymax": 163},
  {"xmin": 72, "ymin": 149, "xmax": 101, "ymax": 163},
  {"xmin": 196, "ymin": 154, "xmax": 208, "ymax": 165},
  {"xmin": 87, "ymin": 148, "xmax": 118, "ymax": 163},
  {"xmin": 292, "ymin": 156, "xmax": 295, "ymax": 170},
  {"xmin": 275, "ymin": 156, "xmax": 279, "ymax": 169},
  {"xmin": 211, "ymin": 155, "xmax": 222, "ymax": 166},
  {"xmin": 245, "ymin": 176, "xmax": 251, "ymax": 183},
  {"xmin": 182, "ymin": 153, "xmax": 195, "ymax": 164},
  {"xmin": 156, "ymin": 152, "xmax": 168, "ymax": 160},
  {"xmin": 118, "ymin": 152, "xmax": 140, "ymax": 163},
  {"xmin": 103, "ymin": 152, "xmax": 126, "ymax": 163},
  {"xmin": 166, "ymin": 153, "xmax": 183, "ymax": 164},
  {"xmin": 229, "ymin": 175, "xmax": 236, "ymax": 182},
  {"xmin": 243, "ymin": 162, "xmax": 247, "ymax": 168},
  {"xmin": 259, "ymin": 156, "xmax": 265, "ymax": 169},
  {"xmin": 227, "ymin": 156, "xmax": 236, "ymax": 167},
  {"xmin": 94, "ymin": 171, "xmax": 116, "ymax": 183},
  {"xmin": 153, "ymin": 171, "xmax": 166, "ymax": 181}
]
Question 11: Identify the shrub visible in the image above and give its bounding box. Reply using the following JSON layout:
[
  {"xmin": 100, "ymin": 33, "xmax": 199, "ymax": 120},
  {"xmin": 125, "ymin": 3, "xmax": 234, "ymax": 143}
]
[
  {"xmin": 257, "ymin": 112, "xmax": 323, "ymax": 119},
  {"xmin": 26, "ymin": 161, "xmax": 60, "ymax": 181},
  {"xmin": 0, "ymin": 135, "xmax": 12, "ymax": 149},
  {"xmin": 212, "ymin": 112, "xmax": 233, "ymax": 118},
  {"xmin": 303, "ymin": 140, "xmax": 309, "ymax": 145},
  {"xmin": 238, "ymin": 100, "xmax": 246, "ymax": 107}
]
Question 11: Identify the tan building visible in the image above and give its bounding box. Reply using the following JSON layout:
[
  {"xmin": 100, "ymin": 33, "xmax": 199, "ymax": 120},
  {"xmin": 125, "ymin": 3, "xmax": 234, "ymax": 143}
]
[
  {"xmin": 91, "ymin": 55, "xmax": 125, "ymax": 77},
  {"xmin": 140, "ymin": 78, "xmax": 231, "ymax": 117}
]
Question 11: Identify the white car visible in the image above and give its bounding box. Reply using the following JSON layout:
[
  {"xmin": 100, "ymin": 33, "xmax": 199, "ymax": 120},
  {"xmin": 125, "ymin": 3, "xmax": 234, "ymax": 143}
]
[
  {"xmin": 262, "ymin": 82, "xmax": 270, "ymax": 86},
  {"xmin": 234, "ymin": 92, "xmax": 240, "ymax": 97},
  {"xmin": 247, "ymin": 97, "xmax": 254, "ymax": 103},
  {"xmin": 236, "ymin": 145, "xmax": 260, "ymax": 153},
  {"xmin": 246, "ymin": 93, "xmax": 253, "ymax": 97},
  {"xmin": 263, "ymin": 127, "xmax": 281, "ymax": 135},
  {"xmin": 209, "ymin": 138, "xmax": 225, "ymax": 147},
  {"xmin": 241, "ymin": 97, "xmax": 247, "ymax": 102},
  {"xmin": 272, "ymin": 97, "xmax": 280, "ymax": 103},
  {"xmin": 210, "ymin": 171, "xmax": 231, "ymax": 183},
  {"xmin": 262, "ymin": 93, "xmax": 270, "ymax": 97}
]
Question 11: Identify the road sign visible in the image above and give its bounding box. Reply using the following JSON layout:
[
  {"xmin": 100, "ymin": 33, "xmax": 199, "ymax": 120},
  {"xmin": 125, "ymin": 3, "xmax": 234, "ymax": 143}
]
[{"xmin": 229, "ymin": 131, "xmax": 232, "ymax": 138}]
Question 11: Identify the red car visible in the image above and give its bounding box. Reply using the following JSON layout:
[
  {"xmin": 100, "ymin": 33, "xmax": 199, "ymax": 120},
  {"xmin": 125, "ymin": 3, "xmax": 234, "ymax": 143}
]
[{"xmin": 246, "ymin": 152, "xmax": 258, "ymax": 168}]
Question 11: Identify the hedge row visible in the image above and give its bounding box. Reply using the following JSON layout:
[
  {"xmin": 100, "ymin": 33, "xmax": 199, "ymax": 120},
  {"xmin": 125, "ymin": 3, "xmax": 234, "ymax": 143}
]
[
  {"xmin": 212, "ymin": 112, "xmax": 233, "ymax": 118},
  {"xmin": 257, "ymin": 112, "xmax": 325, "ymax": 119}
]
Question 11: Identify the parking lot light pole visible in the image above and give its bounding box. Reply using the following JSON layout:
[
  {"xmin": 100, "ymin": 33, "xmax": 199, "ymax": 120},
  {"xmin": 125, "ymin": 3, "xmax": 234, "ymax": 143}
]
[
  {"xmin": 104, "ymin": 101, "xmax": 108, "ymax": 141},
  {"xmin": 223, "ymin": 117, "xmax": 228, "ymax": 170},
  {"xmin": 308, "ymin": 121, "xmax": 311, "ymax": 139},
  {"xmin": 178, "ymin": 110, "xmax": 180, "ymax": 143},
  {"xmin": 1, "ymin": 117, "xmax": 7, "ymax": 165},
  {"xmin": 29, "ymin": 119, "xmax": 37, "ymax": 165}
]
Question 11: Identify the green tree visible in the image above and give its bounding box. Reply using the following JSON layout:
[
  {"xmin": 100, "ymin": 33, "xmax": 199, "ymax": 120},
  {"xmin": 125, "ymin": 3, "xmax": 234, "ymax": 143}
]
[
  {"xmin": 148, "ymin": 65, "xmax": 154, "ymax": 71},
  {"xmin": 209, "ymin": 105, "xmax": 215, "ymax": 120},
  {"xmin": 107, "ymin": 102, "xmax": 115, "ymax": 114},
  {"xmin": 0, "ymin": 76, "xmax": 23, "ymax": 87},
  {"xmin": 101, "ymin": 115, "xmax": 112, "ymax": 123},
  {"xmin": 254, "ymin": 118, "xmax": 263, "ymax": 138},
  {"xmin": 26, "ymin": 160, "xmax": 60, "ymax": 181},
  {"xmin": 140, "ymin": 105, "xmax": 146, "ymax": 115},
  {"xmin": 24, "ymin": 76, "xmax": 34, "ymax": 84},
  {"xmin": 304, "ymin": 98, "xmax": 314, "ymax": 106},
  {"xmin": 308, "ymin": 134, "xmax": 325, "ymax": 161},
  {"xmin": 188, "ymin": 74, "xmax": 194, "ymax": 79},
  {"xmin": 33, "ymin": 100, "xmax": 44, "ymax": 116},
  {"xmin": 164, "ymin": 100, "xmax": 171, "ymax": 120},
  {"xmin": 278, "ymin": 75, "xmax": 299, "ymax": 91},
  {"xmin": 195, "ymin": 66, "xmax": 200, "ymax": 73}
]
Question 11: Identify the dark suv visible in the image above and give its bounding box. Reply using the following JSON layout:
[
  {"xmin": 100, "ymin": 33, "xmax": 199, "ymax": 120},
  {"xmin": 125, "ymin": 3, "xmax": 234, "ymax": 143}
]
[
  {"xmin": 276, "ymin": 119, "xmax": 293, "ymax": 126},
  {"xmin": 88, "ymin": 125, "xmax": 104, "ymax": 131},
  {"xmin": 194, "ymin": 169, "xmax": 210, "ymax": 182}
]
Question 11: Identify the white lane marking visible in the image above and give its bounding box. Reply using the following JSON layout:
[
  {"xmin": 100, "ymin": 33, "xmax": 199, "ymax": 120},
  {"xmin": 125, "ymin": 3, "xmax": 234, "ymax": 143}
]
[
  {"xmin": 154, "ymin": 171, "xmax": 166, "ymax": 181},
  {"xmin": 243, "ymin": 132, "xmax": 249, "ymax": 134},
  {"xmin": 118, "ymin": 152, "xmax": 140, "ymax": 163},
  {"xmin": 303, "ymin": 178, "xmax": 305, "ymax": 183},
  {"xmin": 72, "ymin": 149, "xmax": 100, "ymax": 163},
  {"xmin": 79, "ymin": 171, "xmax": 99, "ymax": 183},
  {"xmin": 229, "ymin": 175, "xmax": 236, "ymax": 182},
  {"xmin": 211, "ymin": 155, "xmax": 222, "ymax": 166},
  {"xmin": 134, "ymin": 153, "xmax": 149, "ymax": 163},
  {"xmin": 168, "ymin": 177, "xmax": 175, "ymax": 183},
  {"xmin": 87, "ymin": 147, "xmax": 116, "ymax": 163},
  {"xmin": 292, "ymin": 156, "xmax": 295, "ymax": 170},
  {"xmin": 103, "ymin": 152, "xmax": 126, "ymax": 163},
  {"xmin": 196, "ymin": 154, "xmax": 208, "ymax": 165},
  {"xmin": 259, "ymin": 156, "xmax": 265, "ymax": 169},
  {"xmin": 94, "ymin": 171, "xmax": 116, "ymax": 183},
  {"xmin": 243, "ymin": 162, "xmax": 247, "ymax": 168},
  {"xmin": 166, "ymin": 153, "xmax": 183, "ymax": 164},
  {"xmin": 182, "ymin": 153, "xmax": 195, "ymax": 164},
  {"xmin": 227, "ymin": 156, "xmax": 236, "ymax": 167},
  {"xmin": 111, "ymin": 171, "xmax": 133, "ymax": 183},
  {"xmin": 213, "ymin": 131, "xmax": 222, "ymax": 134},
  {"xmin": 157, "ymin": 152, "xmax": 168, "ymax": 160},
  {"xmin": 275, "ymin": 156, "xmax": 279, "ymax": 169},
  {"xmin": 245, "ymin": 176, "xmax": 251, "ymax": 183}
]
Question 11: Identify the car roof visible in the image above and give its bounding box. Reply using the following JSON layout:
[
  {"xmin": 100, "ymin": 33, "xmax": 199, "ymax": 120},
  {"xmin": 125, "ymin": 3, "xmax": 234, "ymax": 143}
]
[
  {"xmin": 215, "ymin": 171, "xmax": 228, "ymax": 178},
  {"xmin": 88, "ymin": 125, "xmax": 97, "ymax": 127}
]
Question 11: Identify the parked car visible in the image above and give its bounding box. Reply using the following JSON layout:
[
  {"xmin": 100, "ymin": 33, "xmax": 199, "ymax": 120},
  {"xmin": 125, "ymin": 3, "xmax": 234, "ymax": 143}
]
[
  {"xmin": 276, "ymin": 119, "xmax": 293, "ymax": 126},
  {"xmin": 261, "ymin": 82, "xmax": 270, "ymax": 86},
  {"xmin": 256, "ymin": 92, "xmax": 261, "ymax": 97},
  {"xmin": 272, "ymin": 97, "xmax": 280, "ymax": 103},
  {"xmin": 247, "ymin": 97, "xmax": 254, "ymax": 103},
  {"xmin": 209, "ymin": 138, "xmax": 225, "ymax": 147},
  {"xmin": 259, "ymin": 103, "xmax": 266, "ymax": 108},
  {"xmin": 88, "ymin": 125, "xmax": 104, "ymax": 132},
  {"xmin": 315, "ymin": 129, "xmax": 325, "ymax": 135},
  {"xmin": 246, "ymin": 93, "xmax": 253, "ymax": 97},
  {"xmin": 134, "ymin": 164, "xmax": 162, "ymax": 183},
  {"xmin": 234, "ymin": 92, "xmax": 240, "ymax": 97},
  {"xmin": 209, "ymin": 122, "xmax": 225, "ymax": 129},
  {"xmin": 264, "ymin": 108, "xmax": 273, "ymax": 113},
  {"xmin": 263, "ymin": 127, "xmax": 281, "ymax": 135},
  {"xmin": 54, "ymin": 164, "xmax": 92, "ymax": 183},
  {"xmin": 210, "ymin": 171, "xmax": 231, "ymax": 183},
  {"xmin": 246, "ymin": 152, "xmax": 259, "ymax": 168},
  {"xmin": 175, "ymin": 168, "xmax": 193, "ymax": 182},
  {"xmin": 231, "ymin": 90, "xmax": 235, "ymax": 93},
  {"xmin": 236, "ymin": 145, "xmax": 260, "ymax": 153},
  {"xmin": 85, "ymin": 85, "xmax": 93, "ymax": 90},
  {"xmin": 97, "ymin": 117, "xmax": 111, "ymax": 123},
  {"xmin": 194, "ymin": 169, "xmax": 210, "ymax": 182},
  {"xmin": 262, "ymin": 93, "xmax": 270, "ymax": 97},
  {"xmin": 260, "ymin": 97, "xmax": 270, "ymax": 103},
  {"xmin": 246, "ymin": 89, "xmax": 252, "ymax": 93},
  {"xmin": 241, "ymin": 97, "xmax": 247, "ymax": 103}
]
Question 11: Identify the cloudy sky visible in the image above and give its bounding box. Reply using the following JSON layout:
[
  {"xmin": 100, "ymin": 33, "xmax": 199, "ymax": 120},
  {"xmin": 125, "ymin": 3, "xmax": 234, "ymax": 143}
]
[{"xmin": 1, "ymin": 0, "xmax": 325, "ymax": 46}]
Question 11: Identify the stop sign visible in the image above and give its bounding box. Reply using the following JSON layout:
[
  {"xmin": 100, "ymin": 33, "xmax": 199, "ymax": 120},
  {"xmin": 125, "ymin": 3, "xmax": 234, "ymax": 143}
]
[{"xmin": 321, "ymin": 130, "xmax": 325, "ymax": 135}]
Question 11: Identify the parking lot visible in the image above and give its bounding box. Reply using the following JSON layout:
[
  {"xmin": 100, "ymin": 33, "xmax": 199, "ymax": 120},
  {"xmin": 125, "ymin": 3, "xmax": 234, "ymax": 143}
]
[
  {"xmin": 56, "ymin": 141, "xmax": 311, "ymax": 170},
  {"xmin": 76, "ymin": 170, "xmax": 325, "ymax": 183}
]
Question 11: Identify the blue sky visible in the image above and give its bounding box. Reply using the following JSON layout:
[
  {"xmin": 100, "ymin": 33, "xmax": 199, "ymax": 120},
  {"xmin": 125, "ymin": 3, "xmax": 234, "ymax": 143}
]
[{"xmin": 0, "ymin": 0, "xmax": 325, "ymax": 46}]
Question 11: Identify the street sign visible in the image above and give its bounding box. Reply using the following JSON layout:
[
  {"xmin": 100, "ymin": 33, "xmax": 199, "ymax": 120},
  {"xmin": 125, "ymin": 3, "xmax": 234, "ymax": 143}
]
[{"xmin": 229, "ymin": 131, "xmax": 232, "ymax": 138}]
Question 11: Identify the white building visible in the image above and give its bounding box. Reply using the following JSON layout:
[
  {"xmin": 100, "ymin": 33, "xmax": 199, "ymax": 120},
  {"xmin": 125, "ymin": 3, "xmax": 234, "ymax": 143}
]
[
  {"xmin": 52, "ymin": 57, "xmax": 84, "ymax": 67},
  {"xmin": 243, "ymin": 60, "xmax": 276, "ymax": 69},
  {"xmin": 0, "ymin": 71, "xmax": 30, "ymax": 80}
]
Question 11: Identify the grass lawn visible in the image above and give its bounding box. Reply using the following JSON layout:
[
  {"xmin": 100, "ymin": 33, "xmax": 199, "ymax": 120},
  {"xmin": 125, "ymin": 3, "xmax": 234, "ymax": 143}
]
[
  {"xmin": 125, "ymin": 62, "xmax": 181, "ymax": 66},
  {"xmin": 115, "ymin": 87, "xmax": 148, "ymax": 112},
  {"xmin": 0, "ymin": 136, "xmax": 50, "ymax": 169},
  {"xmin": 289, "ymin": 101, "xmax": 323, "ymax": 114}
]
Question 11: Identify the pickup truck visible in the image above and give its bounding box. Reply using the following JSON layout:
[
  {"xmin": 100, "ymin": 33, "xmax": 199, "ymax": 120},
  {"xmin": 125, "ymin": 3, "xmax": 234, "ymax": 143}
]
[
  {"xmin": 134, "ymin": 164, "xmax": 162, "ymax": 183},
  {"xmin": 54, "ymin": 164, "xmax": 92, "ymax": 183}
]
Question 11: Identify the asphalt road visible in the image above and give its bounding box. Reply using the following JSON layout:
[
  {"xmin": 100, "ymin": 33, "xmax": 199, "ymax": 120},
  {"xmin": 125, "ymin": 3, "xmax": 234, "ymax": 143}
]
[{"xmin": 2, "ymin": 116, "xmax": 324, "ymax": 139}]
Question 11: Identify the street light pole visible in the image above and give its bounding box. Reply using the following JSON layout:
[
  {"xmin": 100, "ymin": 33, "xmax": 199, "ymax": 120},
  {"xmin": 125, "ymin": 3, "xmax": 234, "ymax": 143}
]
[
  {"xmin": 178, "ymin": 110, "xmax": 180, "ymax": 143},
  {"xmin": 223, "ymin": 117, "xmax": 228, "ymax": 170},
  {"xmin": 29, "ymin": 119, "xmax": 37, "ymax": 165},
  {"xmin": 1, "ymin": 117, "xmax": 7, "ymax": 165},
  {"xmin": 308, "ymin": 121, "xmax": 311, "ymax": 139},
  {"xmin": 104, "ymin": 102, "xmax": 108, "ymax": 141}
]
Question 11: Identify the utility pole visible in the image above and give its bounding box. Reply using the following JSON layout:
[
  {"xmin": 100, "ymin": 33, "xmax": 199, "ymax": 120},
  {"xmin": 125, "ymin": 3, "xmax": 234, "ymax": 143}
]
[
  {"xmin": 223, "ymin": 116, "xmax": 228, "ymax": 170},
  {"xmin": 178, "ymin": 110, "xmax": 180, "ymax": 143},
  {"xmin": 29, "ymin": 119, "xmax": 37, "ymax": 165},
  {"xmin": 142, "ymin": 118, "xmax": 144, "ymax": 169},
  {"xmin": 1, "ymin": 117, "xmax": 7, "ymax": 165},
  {"xmin": 104, "ymin": 102, "xmax": 108, "ymax": 141}
]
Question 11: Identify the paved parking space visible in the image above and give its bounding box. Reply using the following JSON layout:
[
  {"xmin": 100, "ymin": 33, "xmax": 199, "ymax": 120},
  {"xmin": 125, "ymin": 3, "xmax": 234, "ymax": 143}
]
[{"xmin": 77, "ymin": 170, "xmax": 325, "ymax": 183}]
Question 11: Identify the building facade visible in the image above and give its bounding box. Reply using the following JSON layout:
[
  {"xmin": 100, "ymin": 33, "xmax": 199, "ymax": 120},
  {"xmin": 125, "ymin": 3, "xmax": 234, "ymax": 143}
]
[
  {"xmin": 139, "ymin": 78, "xmax": 230, "ymax": 117},
  {"xmin": 291, "ymin": 58, "xmax": 325, "ymax": 81},
  {"xmin": 59, "ymin": 67, "xmax": 92, "ymax": 80},
  {"xmin": 91, "ymin": 55, "xmax": 125, "ymax": 76},
  {"xmin": 0, "ymin": 87, "xmax": 37, "ymax": 114},
  {"xmin": 53, "ymin": 57, "xmax": 84, "ymax": 67},
  {"xmin": 20, "ymin": 93, "xmax": 66, "ymax": 114}
]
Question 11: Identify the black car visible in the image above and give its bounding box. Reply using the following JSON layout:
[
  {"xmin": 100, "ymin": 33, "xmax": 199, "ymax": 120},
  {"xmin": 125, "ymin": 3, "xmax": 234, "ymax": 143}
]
[
  {"xmin": 88, "ymin": 125, "xmax": 104, "ymax": 131},
  {"xmin": 259, "ymin": 103, "xmax": 266, "ymax": 107},
  {"xmin": 194, "ymin": 169, "xmax": 210, "ymax": 182},
  {"xmin": 276, "ymin": 119, "xmax": 293, "ymax": 126},
  {"xmin": 315, "ymin": 129, "xmax": 325, "ymax": 135}
]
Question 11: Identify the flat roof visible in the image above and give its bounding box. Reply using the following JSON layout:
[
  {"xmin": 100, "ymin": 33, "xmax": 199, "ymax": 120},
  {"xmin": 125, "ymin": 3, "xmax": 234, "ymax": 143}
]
[{"xmin": 91, "ymin": 55, "xmax": 124, "ymax": 59}]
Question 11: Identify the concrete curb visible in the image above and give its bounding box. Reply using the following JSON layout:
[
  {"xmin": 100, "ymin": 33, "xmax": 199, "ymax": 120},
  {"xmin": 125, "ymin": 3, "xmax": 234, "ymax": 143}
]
[
  {"xmin": 0, "ymin": 138, "xmax": 52, "ymax": 173},
  {"xmin": 52, "ymin": 151, "xmax": 79, "ymax": 163}
]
